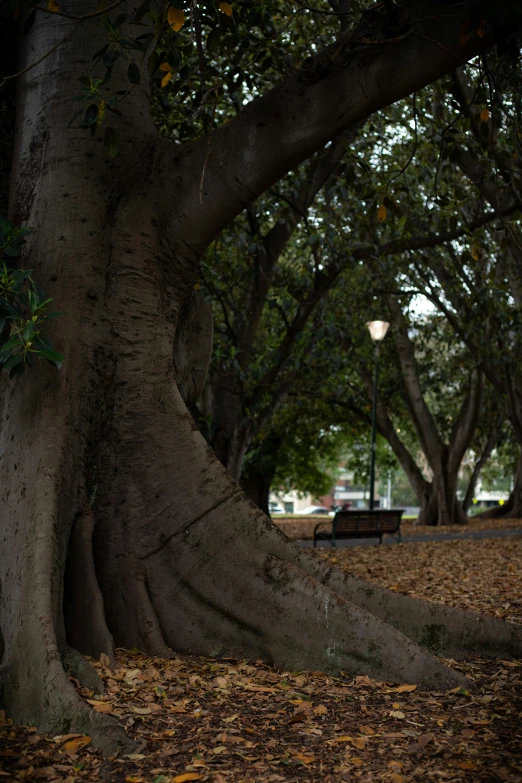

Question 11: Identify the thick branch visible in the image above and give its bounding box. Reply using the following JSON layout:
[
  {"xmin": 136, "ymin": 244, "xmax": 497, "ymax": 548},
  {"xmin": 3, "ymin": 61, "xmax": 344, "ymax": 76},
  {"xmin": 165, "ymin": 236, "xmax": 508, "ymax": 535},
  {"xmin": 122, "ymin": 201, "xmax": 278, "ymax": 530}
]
[{"xmin": 157, "ymin": 0, "xmax": 506, "ymax": 251}]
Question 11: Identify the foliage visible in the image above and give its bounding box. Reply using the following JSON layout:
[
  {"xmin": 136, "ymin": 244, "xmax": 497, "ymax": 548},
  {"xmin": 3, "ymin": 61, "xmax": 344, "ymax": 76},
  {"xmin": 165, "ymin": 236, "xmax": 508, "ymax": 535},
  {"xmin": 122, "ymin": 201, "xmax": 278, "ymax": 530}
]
[{"xmin": 0, "ymin": 219, "xmax": 63, "ymax": 376}]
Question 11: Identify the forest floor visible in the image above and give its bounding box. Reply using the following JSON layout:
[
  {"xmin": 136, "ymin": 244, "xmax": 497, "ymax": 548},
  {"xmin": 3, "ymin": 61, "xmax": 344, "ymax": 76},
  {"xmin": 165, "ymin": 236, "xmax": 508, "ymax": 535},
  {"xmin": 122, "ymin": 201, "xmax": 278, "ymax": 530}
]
[{"xmin": 1, "ymin": 531, "xmax": 522, "ymax": 783}]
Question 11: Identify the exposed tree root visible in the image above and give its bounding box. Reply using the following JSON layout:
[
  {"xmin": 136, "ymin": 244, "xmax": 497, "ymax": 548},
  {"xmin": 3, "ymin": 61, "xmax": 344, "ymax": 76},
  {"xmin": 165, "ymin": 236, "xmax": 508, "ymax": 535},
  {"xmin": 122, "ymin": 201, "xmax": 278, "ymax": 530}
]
[
  {"xmin": 64, "ymin": 508, "xmax": 116, "ymax": 663},
  {"xmin": 136, "ymin": 504, "xmax": 471, "ymax": 691},
  {"xmin": 61, "ymin": 646, "xmax": 106, "ymax": 695}
]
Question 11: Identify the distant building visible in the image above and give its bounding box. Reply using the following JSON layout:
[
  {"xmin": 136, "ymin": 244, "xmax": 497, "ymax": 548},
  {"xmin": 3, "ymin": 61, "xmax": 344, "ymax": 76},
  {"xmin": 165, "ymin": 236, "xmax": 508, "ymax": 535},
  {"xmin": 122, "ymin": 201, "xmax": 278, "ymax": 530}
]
[{"xmin": 269, "ymin": 466, "xmax": 379, "ymax": 514}]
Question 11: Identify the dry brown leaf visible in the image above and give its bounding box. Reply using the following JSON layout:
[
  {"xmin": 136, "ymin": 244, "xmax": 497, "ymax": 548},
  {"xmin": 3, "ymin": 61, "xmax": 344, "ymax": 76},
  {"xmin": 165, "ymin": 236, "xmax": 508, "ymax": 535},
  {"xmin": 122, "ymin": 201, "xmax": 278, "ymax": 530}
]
[
  {"xmin": 389, "ymin": 710, "xmax": 405, "ymax": 719},
  {"xmin": 293, "ymin": 754, "xmax": 316, "ymax": 764},
  {"xmin": 219, "ymin": 2, "xmax": 233, "ymax": 15},
  {"xmin": 458, "ymin": 761, "xmax": 478, "ymax": 770},
  {"xmin": 173, "ymin": 775, "xmax": 202, "ymax": 783},
  {"xmin": 359, "ymin": 725, "xmax": 375, "ymax": 735},
  {"xmin": 392, "ymin": 683, "xmax": 417, "ymax": 693},
  {"xmin": 355, "ymin": 675, "xmax": 372, "ymax": 687},
  {"xmin": 350, "ymin": 737, "xmax": 367, "ymax": 749},
  {"xmin": 314, "ymin": 704, "xmax": 328, "ymax": 714},
  {"xmin": 390, "ymin": 774, "xmax": 405, "ymax": 783}
]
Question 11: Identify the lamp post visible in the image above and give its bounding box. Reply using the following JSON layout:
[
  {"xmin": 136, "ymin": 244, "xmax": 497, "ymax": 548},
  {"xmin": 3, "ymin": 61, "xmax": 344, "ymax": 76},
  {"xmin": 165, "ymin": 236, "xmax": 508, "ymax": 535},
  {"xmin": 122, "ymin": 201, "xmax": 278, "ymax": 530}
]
[{"xmin": 366, "ymin": 320, "xmax": 390, "ymax": 510}]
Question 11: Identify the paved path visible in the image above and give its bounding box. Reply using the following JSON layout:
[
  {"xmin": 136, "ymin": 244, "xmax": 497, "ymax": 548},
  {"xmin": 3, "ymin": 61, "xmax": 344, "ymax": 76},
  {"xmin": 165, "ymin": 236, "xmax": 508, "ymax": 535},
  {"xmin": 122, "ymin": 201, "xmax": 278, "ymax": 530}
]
[{"xmin": 298, "ymin": 526, "xmax": 522, "ymax": 549}]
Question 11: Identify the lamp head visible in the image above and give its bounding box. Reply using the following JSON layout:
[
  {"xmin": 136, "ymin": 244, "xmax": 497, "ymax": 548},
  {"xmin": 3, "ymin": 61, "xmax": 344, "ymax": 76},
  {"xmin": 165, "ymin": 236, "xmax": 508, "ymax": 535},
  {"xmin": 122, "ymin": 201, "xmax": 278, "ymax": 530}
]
[{"xmin": 366, "ymin": 320, "xmax": 390, "ymax": 342}]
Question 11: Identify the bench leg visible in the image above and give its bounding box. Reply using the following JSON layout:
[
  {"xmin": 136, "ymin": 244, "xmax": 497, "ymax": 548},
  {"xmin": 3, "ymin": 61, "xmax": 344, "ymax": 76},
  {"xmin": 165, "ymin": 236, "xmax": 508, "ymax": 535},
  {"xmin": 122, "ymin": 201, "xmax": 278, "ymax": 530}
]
[{"xmin": 379, "ymin": 535, "xmax": 383, "ymax": 545}]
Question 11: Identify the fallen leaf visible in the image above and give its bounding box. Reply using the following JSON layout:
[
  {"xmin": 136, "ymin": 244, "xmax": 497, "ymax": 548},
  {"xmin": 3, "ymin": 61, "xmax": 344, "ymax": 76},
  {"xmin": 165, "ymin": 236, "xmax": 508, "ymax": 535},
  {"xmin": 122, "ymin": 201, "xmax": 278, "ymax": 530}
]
[
  {"xmin": 458, "ymin": 761, "xmax": 478, "ymax": 770},
  {"xmin": 314, "ymin": 704, "xmax": 328, "ymax": 715},
  {"xmin": 390, "ymin": 774, "xmax": 404, "ymax": 783},
  {"xmin": 390, "ymin": 710, "xmax": 405, "ymax": 719},
  {"xmin": 86, "ymin": 699, "xmax": 113, "ymax": 714},
  {"xmin": 294, "ymin": 754, "xmax": 316, "ymax": 764},
  {"xmin": 355, "ymin": 675, "xmax": 372, "ymax": 687},
  {"xmin": 359, "ymin": 725, "xmax": 375, "ymax": 735},
  {"xmin": 63, "ymin": 736, "xmax": 91, "ymax": 752},
  {"xmin": 462, "ymin": 729, "xmax": 476, "ymax": 738},
  {"xmin": 392, "ymin": 684, "xmax": 417, "ymax": 693},
  {"xmin": 351, "ymin": 737, "xmax": 367, "ymax": 749},
  {"xmin": 173, "ymin": 775, "xmax": 202, "ymax": 783}
]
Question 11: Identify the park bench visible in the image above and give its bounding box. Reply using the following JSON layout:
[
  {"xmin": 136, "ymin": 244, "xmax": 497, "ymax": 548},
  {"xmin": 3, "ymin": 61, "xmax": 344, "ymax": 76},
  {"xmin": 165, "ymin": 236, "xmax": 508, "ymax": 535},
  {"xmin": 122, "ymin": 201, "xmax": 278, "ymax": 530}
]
[{"xmin": 313, "ymin": 509, "xmax": 404, "ymax": 548}]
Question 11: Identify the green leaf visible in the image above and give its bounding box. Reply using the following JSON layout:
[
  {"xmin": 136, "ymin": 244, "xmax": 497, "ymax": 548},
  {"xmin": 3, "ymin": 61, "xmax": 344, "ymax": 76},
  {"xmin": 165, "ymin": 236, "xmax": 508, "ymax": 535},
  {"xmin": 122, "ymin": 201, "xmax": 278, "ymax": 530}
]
[
  {"xmin": 22, "ymin": 320, "xmax": 34, "ymax": 342},
  {"xmin": 127, "ymin": 63, "xmax": 141, "ymax": 85},
  {"xmin": 78, "ymin": 75, "xmax": 92, "ymax": 87},
  {"xmin": 104, "ymin": 126, "xmax": 120, "ymax": 158},
  {"xmin": 34, "ymin": 347, "xmax": 64, "ymax": 368},
  {"xmin": 92, "ymin": 43, "xmax": 109, "ymax": 60},
  {"xmin": 134, "ymin": 0, "xmax": 150, "ymax": 22},
  {"xmin": 82, "ymin": 103, "xmax": 99, "ymax": 127},
  {"xmin": 1, "ymin": 337, "xmax": 20, "ymax": 353}
]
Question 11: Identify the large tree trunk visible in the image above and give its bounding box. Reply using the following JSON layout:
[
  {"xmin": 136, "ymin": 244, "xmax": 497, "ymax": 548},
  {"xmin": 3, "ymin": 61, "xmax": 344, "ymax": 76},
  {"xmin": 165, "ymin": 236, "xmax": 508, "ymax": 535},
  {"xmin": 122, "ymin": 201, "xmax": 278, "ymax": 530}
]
[{"xmin": 2, "ymin": 1, "xmax": 522, "ymax": 753}]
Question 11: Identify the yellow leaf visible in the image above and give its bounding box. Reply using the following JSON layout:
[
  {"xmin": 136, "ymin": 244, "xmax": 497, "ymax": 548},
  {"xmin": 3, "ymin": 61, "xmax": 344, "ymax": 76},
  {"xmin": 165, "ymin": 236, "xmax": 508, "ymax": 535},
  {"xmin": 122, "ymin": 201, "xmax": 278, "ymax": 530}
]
[
  {"xmin": 193, "ymin": 283, "xmax": 201, "ymax": 290},
  {"xmin": 350, "ymin": 737, "xmax": 367, "ymax": 749},
  {"xmin": 392, "ymin": 683, "xmax": 417, "ymax": 693},
  {"xmin": 47, "ymin": 0, "xmax": 59, "ymax": 10},
  {"xmin": 168, "ymin": 5, "xmax": 185, "ymax": 31},
  {"xmin": 477, "ymin": 19, "xmax": 486, "ymax": 38},
  {"xmin": 125, "ymin": 778, "xmax": 145, "ymax": 783},
  {"xmin": 219, "ymin": 2, "xmax": 233, "ymax": 15},
  {"xmin": 390, "ymin": 710, "xmax": 405, "ymax": 719},
  {"xmin": 480, "ymin": 108, "xmax": 490, "ymax": 122},
  {"xmin": 471, "ymin": 246, "xmax": 480, "ymax": 261},
  {"xmin": 63, "ymin": 735, "xmax": 91, "ymax": 752},
  {"xmin": 336, "ymin": 735, "xmax": 353, "ymax": 742},
  {"xmin": 377, "ymin": 204, "xmax": 387, "ymax": 223},
  {"xmin": 314, "ymin": 704, "xmax": 328, "ymax": 715},
  {"xmin": 159, "ymin": 62, "xmax": 172, "ymax": 71},
  {"xmin": 161, "ymin": 71, "xmax": 173, "ymax": 88},
  {"xmin": 173, "ymin": 775, "xmax": 202, "ymax": 783}
]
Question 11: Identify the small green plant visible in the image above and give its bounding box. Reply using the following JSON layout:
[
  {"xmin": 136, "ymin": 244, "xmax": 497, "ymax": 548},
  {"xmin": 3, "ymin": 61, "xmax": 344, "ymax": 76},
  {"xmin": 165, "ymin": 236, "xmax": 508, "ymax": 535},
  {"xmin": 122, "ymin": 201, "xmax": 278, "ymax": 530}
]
[{"xmin": 0, "ymin": 217, "xmax": 63, "ymax": 377}]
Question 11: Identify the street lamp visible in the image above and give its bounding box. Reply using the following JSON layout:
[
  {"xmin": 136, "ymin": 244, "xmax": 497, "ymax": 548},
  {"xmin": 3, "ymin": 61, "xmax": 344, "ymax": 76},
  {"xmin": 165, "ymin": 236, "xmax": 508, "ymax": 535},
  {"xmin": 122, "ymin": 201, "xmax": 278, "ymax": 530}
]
[{"xmin": 366, "ymin": 320, "xmax": 390, "ymax": 510}]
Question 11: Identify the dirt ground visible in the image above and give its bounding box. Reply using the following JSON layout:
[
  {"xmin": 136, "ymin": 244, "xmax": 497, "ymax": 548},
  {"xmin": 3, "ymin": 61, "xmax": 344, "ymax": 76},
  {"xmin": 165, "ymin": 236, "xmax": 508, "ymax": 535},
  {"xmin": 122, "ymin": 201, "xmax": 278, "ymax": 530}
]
[{"xmin": 1, "ymin": 532, "xmax": 521, "ymax": 783}]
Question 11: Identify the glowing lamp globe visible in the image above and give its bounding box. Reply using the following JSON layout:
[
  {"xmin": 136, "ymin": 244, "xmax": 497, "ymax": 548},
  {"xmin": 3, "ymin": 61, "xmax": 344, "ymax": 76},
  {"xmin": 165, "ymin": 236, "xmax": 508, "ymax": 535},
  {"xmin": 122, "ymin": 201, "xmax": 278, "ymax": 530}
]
[{"xmin": 366, "ymin": 320, "xmax": 390, "ymax": 342}]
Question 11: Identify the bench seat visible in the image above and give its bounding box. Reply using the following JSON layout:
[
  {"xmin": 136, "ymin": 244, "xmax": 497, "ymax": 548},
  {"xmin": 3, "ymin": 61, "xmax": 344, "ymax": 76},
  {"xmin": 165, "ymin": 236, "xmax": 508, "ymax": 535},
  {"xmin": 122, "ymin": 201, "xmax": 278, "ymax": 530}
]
[{"xmin": 313, "ymin": 509, "xmax": 403, "ymax": 547}]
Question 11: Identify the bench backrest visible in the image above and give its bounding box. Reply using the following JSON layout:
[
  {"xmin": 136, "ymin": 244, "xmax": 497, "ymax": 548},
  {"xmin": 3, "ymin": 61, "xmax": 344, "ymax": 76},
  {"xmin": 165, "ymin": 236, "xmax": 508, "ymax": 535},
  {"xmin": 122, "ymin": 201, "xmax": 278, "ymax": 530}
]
[{"xmin": 333, "ymin": 510, "xmax": 403, "ymax": 534}]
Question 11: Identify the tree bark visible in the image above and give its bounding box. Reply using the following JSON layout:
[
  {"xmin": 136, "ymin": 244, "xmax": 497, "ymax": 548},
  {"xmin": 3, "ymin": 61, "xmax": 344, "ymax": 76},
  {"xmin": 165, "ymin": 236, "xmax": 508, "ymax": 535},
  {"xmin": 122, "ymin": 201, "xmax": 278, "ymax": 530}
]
[
  {"xmin": 2, "ymin": 1, "xmax": 522, "ymax": 751},
  {"xmin": 389, "ymin": 299, "xmax": 484, "ymax": 524},
  {"xmin": 462, "ymin": 409, "xmax": 505, "ymax": 514}
]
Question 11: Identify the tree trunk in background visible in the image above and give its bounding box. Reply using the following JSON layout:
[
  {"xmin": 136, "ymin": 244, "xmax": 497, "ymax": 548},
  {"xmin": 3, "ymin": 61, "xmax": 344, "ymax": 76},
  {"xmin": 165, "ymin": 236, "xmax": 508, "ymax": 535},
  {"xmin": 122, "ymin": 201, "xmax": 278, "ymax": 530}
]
[
  {"xmin": 462, "ymin": 410, "xmax": 504, "ymax": 514},
  {"xmin": 2, "ymin": 0, "xmax": 522, "ymax": 751},
  {"xmin": 240, "ymin": 472, "xmax": 272, "ymax": 515}
]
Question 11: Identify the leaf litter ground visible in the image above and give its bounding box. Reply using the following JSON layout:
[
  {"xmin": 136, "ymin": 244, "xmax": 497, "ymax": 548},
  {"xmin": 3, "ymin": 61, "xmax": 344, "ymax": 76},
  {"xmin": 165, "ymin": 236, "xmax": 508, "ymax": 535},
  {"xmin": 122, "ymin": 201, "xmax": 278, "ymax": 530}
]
[{"xmin": 1, "ymin": 531, "xmax": 521, "ymax": 783}]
